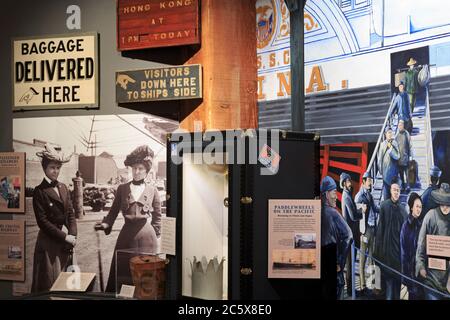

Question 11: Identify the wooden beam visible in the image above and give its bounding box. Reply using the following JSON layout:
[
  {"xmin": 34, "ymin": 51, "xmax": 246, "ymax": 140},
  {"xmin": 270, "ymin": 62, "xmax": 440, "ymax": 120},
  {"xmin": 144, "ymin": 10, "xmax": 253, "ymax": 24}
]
[
  {"xmin": 180, "ymin": 0, "xmax": 258, "ymax": 131},
  {"xmin": 328, "ymin": 172, "xmax": 340, "ymax": 184},
  {"xmin": 331, "ymin": 142, "xmax": 364, "ymax": 148},
  {"xmin": 329, "ymin": 160, "xmax": 364, "ymax": 174},
  {"xmin": 321, "ymin": 144, "xmax": 330, "ymax": 180},
  {"xmin": 360, "ymin": 142, "xmax": 369, "ymax": 184},
  {"xmin": 329, "ymin": 151, "xmax": 362, "ymax": 160}
]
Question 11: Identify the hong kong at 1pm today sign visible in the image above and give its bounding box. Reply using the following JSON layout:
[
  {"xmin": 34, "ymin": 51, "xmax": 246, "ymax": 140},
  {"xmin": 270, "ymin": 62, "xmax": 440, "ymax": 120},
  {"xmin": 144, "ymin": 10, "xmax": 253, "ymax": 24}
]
[
  {"xmin": 117, "ymin": 0, "xmax": 200, "ymax": 51},
  {"xmin": 12, "ymin": 32, "xmax": 98, "ymax": 110},
  {"xmin": 116, "ymin": 64, "xmax": 202, "ymax": 103}
]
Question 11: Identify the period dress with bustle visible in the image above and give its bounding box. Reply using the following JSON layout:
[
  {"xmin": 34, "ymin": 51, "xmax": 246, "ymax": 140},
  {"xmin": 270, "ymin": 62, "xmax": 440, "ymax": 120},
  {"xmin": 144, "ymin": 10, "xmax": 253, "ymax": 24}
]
[
  {"xmin": 102, "ymin": 181, "xmax": 161, "ymax": 292},
  {"xmin": 31, "ymin": 177, "xmax": 77, "ymax": 292}
]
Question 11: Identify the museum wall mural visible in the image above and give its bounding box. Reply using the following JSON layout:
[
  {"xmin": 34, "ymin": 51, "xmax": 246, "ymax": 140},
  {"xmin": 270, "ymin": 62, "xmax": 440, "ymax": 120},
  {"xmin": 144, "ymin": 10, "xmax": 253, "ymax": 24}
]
[{"xmin": 257, "ymin": 0, "xmax": 450, "ymax": 299}]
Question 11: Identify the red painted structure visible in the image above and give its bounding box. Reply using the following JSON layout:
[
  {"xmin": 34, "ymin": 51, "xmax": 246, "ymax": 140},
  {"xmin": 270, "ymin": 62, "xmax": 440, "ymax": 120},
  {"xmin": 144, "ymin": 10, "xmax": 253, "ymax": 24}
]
[{"xmin": 320, "ymin": 142, "xmax": 369, "ymax": 211}]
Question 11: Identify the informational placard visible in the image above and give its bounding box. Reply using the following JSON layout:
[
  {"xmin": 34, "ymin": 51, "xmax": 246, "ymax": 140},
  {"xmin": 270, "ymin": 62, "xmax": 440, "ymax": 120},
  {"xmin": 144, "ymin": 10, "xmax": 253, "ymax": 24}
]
[
  {"xmin": 0, "ymin": 152, "xmax": 25, "ymax": 213},
  {"xmin": 50, "ymin": 272, "xmax": 96, "ymax": 292},
  {"xmin": 428, "ymin": 257, "xmax": 447, "ymax": 271},
  {"xmin": 268, "ymin": 199, "xmax": 321, "ymax": 279},
  {"xmin": 161, "ymin": 216, "xmax": 176, "ymax": 256},
  {"xmin": 13, "ymin": 32, "xmax": 98, "ymax": 110},
  {"xmin": 0, "ymin": 220, "xmax": 25, "ymax": 281},
  {"xmin": 12, "ymin": 281, "xmax": 28, "ymax": 297},
  {"xmin": 117, "ymin": 0, "xmax": 200, "ymax": 51},
  {"xmin": 116, "ymin": 64, "xmax": 202, "ymax": 103},
  {"xmin": 426, "ymin": 235, "xmax": 450, "ymax": 258},
  {"xmin": 118, "ymin": 284, "xmax": 136, "ymax": 299}
]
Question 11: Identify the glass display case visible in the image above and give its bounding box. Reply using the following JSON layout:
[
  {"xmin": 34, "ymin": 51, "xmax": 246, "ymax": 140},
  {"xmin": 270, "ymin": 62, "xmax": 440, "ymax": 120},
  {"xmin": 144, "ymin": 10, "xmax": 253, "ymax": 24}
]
[
  {"xmin": 181, "ymin": 154, "xmax": 228, "ymax": 299},
  {"xmin": 166, "ymin": 130, "xmax": 326, "ymax": 299}
]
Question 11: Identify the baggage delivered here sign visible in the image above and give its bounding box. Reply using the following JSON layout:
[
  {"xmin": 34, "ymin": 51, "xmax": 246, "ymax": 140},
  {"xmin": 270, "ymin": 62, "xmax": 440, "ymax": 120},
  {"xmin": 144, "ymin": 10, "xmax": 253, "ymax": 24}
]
[
  {"xmin": 12, "ymin": 33, "xmax": 98, "ymax": 110},
  {"xmin": 116, "ymin": 64, "xmax": 202, "ymax": 103}
]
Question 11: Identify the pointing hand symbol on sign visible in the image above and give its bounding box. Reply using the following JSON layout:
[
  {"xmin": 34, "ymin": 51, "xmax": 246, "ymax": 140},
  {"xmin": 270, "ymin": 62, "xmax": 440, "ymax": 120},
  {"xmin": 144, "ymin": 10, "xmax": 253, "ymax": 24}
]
[
  {"xmin": 19, "ymin": 87, "xmax": 39, "ymax": 104},
  {"xmin": 116, "ymin": 74, "xmax": 136, "ymax": 90}
]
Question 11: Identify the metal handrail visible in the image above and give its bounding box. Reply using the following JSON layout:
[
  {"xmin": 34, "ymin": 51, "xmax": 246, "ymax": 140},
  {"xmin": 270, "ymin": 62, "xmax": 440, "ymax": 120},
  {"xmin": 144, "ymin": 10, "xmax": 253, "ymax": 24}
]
[
  {"xmin": 351, "ymin": 243, "xmax": 450, "ymax": 300},
  {"xmin": 425, "ymin": 86, "xmax": 434, "ymax": 186}
]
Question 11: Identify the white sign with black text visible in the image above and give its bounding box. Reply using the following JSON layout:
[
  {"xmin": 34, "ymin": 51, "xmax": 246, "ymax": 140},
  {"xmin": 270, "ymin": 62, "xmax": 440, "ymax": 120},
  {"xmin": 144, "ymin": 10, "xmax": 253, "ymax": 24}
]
[
  {"xmin": 13, "ymin": 32, "xmax": 98, "ymax": 110},
  {"xmin": 161, "ymin": 216, "xmax": 176, "ymax": 256}
]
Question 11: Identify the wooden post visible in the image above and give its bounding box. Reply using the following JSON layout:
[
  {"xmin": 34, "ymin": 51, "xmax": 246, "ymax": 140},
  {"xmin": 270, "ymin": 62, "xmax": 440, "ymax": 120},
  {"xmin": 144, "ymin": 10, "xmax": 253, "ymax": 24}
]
[
  {"xmin": 322, "ymin": 145, "xmax": 330, "ymax": 180},
  {"xmin": 361, "ymin": 143, "xmax": 369, "ymax": 185},
  {"xmin": 285, "ymin": 0, "xmax": 306, "ymax": 132},
  {"xmin": 72, "ymin": 171, "xmax": 84, "ymax": 219},
  {"xmin": 180, "ymin": 0, "xmax": 258, "ymax": 131}
]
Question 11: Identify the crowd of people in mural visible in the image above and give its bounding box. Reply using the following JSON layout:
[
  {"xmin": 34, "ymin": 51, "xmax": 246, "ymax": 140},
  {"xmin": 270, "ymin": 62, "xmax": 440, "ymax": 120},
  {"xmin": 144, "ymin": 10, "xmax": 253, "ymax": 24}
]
[
  {"xmin": 320, "ymin": 157, "xmax": 450, "ymax": 300},
  {"xmin": 321, "ymin": 165, "xmax": 449, "ymax": 300},
  {"xmin": 321, "ymin": 99, "xmax": 450, "ymax": 300},
  {"xmin": 321, "ymin": 55, "xmax": 449, "ymax": 300}
]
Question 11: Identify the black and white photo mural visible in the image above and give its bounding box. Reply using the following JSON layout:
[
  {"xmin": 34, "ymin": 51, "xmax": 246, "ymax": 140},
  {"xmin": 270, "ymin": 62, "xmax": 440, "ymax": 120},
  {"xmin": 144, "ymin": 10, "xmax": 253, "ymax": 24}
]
[{"xmin": 12, "ymin": 113, "xmax": 178, "ymax": 295}]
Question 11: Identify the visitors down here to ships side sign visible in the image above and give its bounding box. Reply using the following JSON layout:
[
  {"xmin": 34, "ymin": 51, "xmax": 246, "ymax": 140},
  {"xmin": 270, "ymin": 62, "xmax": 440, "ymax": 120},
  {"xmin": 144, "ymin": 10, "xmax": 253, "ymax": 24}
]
[
  {"xmin": 115, "ymin": 65, "xmax": 202, "ymax": 103},
  {"xmin": 117, "ymin": 0, "xmax": 200, "ymax": 51}
]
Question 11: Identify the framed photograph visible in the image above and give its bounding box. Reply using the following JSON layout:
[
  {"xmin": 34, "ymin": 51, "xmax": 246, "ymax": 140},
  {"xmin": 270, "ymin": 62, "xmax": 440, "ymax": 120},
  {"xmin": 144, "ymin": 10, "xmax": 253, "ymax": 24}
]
[
  {"xmin": 0, "ymin": 220, "xmax": 25, "ymax": 281},
  {"xmin": 0, "ymin": 152, "xmax": 25, "ymax": 213},
  {"xmin": 13, "ymin": 113, "xmax": 177, "ymax": 295}
]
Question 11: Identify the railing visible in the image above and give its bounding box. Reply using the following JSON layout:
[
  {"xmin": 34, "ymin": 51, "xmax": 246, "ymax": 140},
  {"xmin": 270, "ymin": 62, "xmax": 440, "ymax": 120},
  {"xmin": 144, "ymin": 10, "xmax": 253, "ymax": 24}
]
[
  {"xmin": 350, "ymin": 243, "xmax": 450, "ymax": 300},
  {"xmin": 365, "ymin": 73, "xmax": 433, "ymax": 195},
  {"xmin": 425, "ymin": 86, "xmax": 434, "ymax": 186},
  {"xmin": 365, "ymin": 93, "xmax": 397, "ymax": 201}
]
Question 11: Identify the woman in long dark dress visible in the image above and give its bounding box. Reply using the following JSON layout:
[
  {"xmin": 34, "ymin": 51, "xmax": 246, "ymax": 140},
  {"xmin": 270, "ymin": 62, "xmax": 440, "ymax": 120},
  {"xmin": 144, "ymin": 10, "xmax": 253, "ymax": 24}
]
[
  {"xmin": 32, "ymin": 144, "xmax": 77, "ymax": 292},
  {"xmin": 400, "ymin": 192, "xmax": 424, "ymax": 300},
  {"xmin": 95, "ymin": 145, "xmax": 161, "ymax": 292}
]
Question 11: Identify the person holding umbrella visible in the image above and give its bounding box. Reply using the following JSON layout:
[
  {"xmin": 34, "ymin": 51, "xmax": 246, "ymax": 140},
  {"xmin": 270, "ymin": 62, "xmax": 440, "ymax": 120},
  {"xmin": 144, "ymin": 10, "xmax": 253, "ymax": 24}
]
[{"xmin": 95, "ymin": 145, "xmax": 161, "ymax": 293}]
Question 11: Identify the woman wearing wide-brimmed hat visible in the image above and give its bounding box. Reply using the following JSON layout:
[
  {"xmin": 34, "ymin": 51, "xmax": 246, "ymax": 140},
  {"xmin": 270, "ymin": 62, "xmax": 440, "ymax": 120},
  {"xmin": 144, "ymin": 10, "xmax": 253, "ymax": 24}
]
[
  {"xmin": 416, "ymin": 183, "xmax": 450, "ymax": 300},
  {"xmin": 31, "ymin": 144, "xmax": 77, "ymax": 292},
  {"xmin": 95, "ymin": 145, "xmax": 161, "ymax": 292}
]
